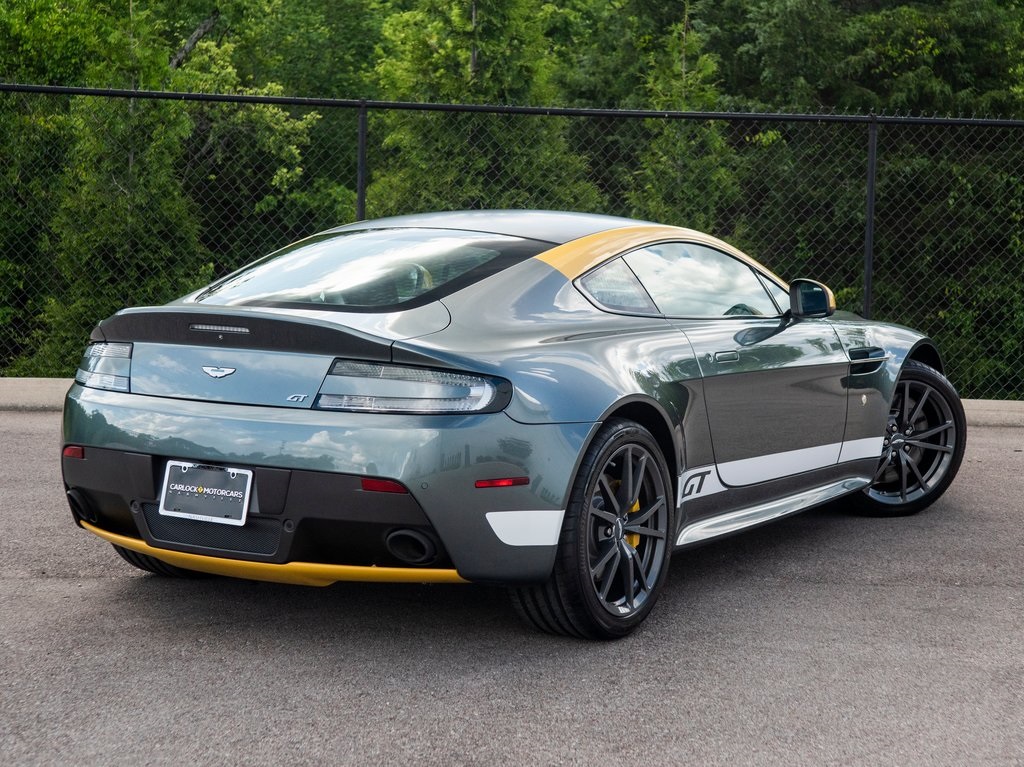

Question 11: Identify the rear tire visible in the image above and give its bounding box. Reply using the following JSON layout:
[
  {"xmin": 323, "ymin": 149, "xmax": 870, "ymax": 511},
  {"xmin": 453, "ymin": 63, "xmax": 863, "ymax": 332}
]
[
  {"xmin": 855, "ymin": 360, "xmax": 966, "ymax": 516},
  {"xmin": 512, "ymin": 419, "xmax": 674, "ymax": 639},
  {"xmin": 113, "ymin": 544, "xmax": 209, "ymax": 578}
]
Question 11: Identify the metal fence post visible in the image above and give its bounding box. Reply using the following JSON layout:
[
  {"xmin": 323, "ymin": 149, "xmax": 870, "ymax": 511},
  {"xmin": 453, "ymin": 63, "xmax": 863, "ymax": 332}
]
[
  {"xmin": 356, "ymin": 101, "xmax": 368, "ymax": 220},
  {"xmin": 863, "ymin": 116, "xmax": 878, "ymax": 319}
]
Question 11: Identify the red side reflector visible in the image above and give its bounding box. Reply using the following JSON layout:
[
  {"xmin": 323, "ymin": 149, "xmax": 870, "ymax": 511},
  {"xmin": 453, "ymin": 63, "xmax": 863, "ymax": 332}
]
[
  {"xmin": 63, "ymin": 445, "xmax": 85, "ymax": 460},
  {"xmin": 360, "ymin": 478, "xmax": 409, "ymax": 494},
  {"xmin": 475, "ymin": 477, "xmax": 530, "ymax": 489}
]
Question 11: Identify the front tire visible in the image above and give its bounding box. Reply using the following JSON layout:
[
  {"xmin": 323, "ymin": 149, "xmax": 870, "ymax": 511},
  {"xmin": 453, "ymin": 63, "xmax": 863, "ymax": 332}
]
[
  {"xmin": 857, "ymin": 360, "xmax": 966, "ymax": 516},
  {"xmin": 512, "ymin": 419, "xmax": 674, "ymax": 639}
]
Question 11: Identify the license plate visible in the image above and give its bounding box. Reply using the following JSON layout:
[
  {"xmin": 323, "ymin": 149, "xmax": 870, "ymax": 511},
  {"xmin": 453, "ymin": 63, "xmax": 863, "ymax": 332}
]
[{"xmin": 159, "ymin": 461, "xmax": 253, "ymax": 526}]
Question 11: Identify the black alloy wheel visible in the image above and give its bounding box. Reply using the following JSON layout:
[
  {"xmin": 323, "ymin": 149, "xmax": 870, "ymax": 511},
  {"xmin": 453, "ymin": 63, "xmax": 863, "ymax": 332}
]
[
  {"xmin": 512, "ymin": 419, "xmax": 673, "ymax": 639},
  {"xmin": 860, "ymin": 360, "xmax": 966, "ymax": 516}
]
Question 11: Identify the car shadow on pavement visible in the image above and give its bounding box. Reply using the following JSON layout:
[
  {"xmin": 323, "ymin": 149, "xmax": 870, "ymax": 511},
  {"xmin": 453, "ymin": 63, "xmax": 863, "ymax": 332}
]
[{"xmin": 99, "ymin": 498, "xmax": 937, "ymax": 652}]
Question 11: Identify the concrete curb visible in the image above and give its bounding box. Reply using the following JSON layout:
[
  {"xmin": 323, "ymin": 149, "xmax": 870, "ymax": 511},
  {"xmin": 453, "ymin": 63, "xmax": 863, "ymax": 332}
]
[
  {"xmin": 960, "ymin": 398, "xmax": 1024, "ymax": 428},
  {"xmin": 1, "ymin": 377, "xmax": 1022, "ymax": 426},
  {"xmin": 0, "ymin": 378, "xmax": 75, "ymax": 412}
]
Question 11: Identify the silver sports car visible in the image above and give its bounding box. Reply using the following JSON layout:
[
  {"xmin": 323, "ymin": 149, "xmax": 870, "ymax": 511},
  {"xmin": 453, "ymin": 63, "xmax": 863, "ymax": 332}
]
[{"xmin": 62, "ymin": 210, "xmax": 966, "ymax": 638}]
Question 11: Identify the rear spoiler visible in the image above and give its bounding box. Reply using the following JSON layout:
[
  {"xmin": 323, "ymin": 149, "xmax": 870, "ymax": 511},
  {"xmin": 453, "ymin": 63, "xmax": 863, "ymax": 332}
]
[{"xmin": 92, "ymin": 307, "xmax": 392, "ymax": 361}]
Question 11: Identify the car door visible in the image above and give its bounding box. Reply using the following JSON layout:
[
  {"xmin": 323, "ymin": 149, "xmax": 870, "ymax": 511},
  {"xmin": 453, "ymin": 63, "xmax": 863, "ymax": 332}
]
[{"xmin": 623, "ymin": 241, "xmax": 850, "ymax": 487}]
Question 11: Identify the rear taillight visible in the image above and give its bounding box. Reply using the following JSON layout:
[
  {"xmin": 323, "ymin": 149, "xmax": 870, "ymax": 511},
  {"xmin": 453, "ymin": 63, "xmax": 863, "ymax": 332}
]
[
  {"xmin": 314, "ymin": 360, "xmax": 510, "ymax": 414},
  {"xmin": 75, "ymin": 342, "xmax": 132, "ymax": 392}
]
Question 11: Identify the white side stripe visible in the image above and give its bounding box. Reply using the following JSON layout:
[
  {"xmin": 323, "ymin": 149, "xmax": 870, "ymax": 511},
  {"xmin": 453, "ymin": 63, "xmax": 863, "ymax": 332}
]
[
  {"xmin": 717, "ymin": 443, "xmax": 842, "ymax": 485},
  {"xmin": 486, "ymin": 510, "xmax": 565, "ymax": 546},
  {"xmin": 486, "ymin": 440, "xmax": 885, "ymax": 546},
  {"xmin": 683, "ymin": 437, "xmax": 885, "ymax": 493},
  {"xmin": 838, "ymin": 436, "xmax": 885, "ymax": 462}
]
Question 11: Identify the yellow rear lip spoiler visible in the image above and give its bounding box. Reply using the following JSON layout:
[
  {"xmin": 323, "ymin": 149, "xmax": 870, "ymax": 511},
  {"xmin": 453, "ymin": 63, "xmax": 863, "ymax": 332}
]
[{"xmin": 81, "ymin": 521, "xmax": 468, "ymax": 586}]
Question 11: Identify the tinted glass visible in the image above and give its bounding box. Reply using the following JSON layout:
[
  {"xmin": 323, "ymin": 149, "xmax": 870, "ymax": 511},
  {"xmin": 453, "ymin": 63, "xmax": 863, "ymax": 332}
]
[
  {"xmin": 195, "ymin": 228, "xmax": 549, "ymax": 311},
  {"xmin": 759, "ymin": 273, "xmax": 790, "ymax": 313},
  {"xmin": 795, "ymin": 281, "xmax": 830, "ymax": 315},
  {"xmin": 577, "ymin": 259, "xmax": 659, "ymax": 314},
  {"xmin": 624, "ymin": 243, "xmax": 779, "ymax": 317}
]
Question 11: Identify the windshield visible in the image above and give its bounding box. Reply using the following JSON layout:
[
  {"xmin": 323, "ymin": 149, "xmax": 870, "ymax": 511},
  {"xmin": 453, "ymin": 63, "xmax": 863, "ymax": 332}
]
[{"xmin": 195, "ymin": 227, "xmax": 550, "ymax": 311}]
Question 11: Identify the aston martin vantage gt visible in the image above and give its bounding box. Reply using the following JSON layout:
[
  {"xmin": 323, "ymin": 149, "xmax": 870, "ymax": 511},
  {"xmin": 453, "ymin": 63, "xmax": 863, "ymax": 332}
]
[{"xmin": 62, "ymin": 210, "xmax": 966, "ymax": 638}]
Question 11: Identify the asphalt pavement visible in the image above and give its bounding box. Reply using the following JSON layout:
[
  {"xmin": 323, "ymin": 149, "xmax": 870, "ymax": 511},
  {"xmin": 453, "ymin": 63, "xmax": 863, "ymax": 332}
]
[{"xmin": 1, "ymin": 407, "xmax": 1022, "ymax": 765}]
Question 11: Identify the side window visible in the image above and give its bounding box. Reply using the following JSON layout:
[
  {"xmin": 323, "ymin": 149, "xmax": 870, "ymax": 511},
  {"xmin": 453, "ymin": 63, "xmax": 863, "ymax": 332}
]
[
  {"xmin": 623, "ymin": 242, "xmax": 780, "ymax": 318},
  {"xmin": 759, "ymin": 273, "xmax": 790, "ymax": 313},
  {"xmin": 577, "ymin": 258, "xmax": 659, "ymax": 315}
]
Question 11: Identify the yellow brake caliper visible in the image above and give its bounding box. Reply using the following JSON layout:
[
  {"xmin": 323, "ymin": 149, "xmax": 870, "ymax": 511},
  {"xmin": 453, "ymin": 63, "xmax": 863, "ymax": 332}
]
[
  {"xmin": 611, "ymin": 479, "xmax": 642, "ymax": 548},
  {"xmin": 626, "ymin": 500, "xmax": 641, "ymax": 548}
]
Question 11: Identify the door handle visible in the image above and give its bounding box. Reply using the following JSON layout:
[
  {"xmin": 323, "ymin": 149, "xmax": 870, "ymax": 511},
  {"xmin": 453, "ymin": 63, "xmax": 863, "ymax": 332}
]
[{"xmin": 713, "ymin": 351, "xmax": 740, "ymax": 363}]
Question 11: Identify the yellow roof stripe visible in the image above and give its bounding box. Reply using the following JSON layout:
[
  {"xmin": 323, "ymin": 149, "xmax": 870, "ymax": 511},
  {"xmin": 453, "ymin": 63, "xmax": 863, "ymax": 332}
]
[
  {"xmin": 534, "ymin": 224, "xmax": 788, "ymax": 287},
  {"xmin": 83, "ymin": 521, "xmax": 468, "ymax": 585}
]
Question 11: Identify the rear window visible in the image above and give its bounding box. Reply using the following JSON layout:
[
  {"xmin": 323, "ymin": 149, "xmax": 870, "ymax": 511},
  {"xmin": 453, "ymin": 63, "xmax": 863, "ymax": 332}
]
[{"xmin": 194, "ymin": 228, "xmax": 551, "ymax": 311}]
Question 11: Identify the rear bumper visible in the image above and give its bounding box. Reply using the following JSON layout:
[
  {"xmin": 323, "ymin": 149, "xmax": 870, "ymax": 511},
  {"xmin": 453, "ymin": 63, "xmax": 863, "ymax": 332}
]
[
  {"xmin": 82, "ymin": 522, "xmax": 467, "ymax": 585},
  {"xmin": 62, "ymin": 384, "xmax": 597, "ymax": 583}
]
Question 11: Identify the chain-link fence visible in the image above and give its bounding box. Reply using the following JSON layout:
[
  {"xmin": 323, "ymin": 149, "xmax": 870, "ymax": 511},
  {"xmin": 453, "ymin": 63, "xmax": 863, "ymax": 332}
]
[{"xmin": 2, "ymin": 84, "xmax": 1022, "ymax": 398}]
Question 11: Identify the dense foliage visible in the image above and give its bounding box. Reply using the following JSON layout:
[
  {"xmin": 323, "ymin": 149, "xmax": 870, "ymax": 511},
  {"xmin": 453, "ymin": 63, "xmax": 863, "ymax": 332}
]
[{"xmin": 1, "ymin": 1, "xmax": 1022, "ymax": 396}]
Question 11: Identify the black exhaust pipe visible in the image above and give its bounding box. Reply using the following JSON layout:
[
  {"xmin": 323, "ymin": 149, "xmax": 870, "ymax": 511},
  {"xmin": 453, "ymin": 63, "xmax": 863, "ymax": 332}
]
[
  {"xmin": 385, "ymin": 529, "xmax": 440, "ymax": 567},
  {"xmin": 66, "ymin": 489, "xmax": 98, "ymax": 525}
]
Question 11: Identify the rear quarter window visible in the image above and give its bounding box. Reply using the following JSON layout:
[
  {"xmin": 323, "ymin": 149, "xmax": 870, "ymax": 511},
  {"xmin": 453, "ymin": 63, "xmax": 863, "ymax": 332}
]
[{"xmin": 576, "ymin": 259, "xmax": 659, "ymax": 315}]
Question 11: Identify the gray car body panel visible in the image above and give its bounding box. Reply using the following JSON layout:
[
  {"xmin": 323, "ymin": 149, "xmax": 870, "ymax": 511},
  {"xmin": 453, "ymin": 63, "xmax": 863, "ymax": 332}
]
[
  {"xmin": 64, "ymin": 384, "xmax": 595, "ymax": 582},
  {"xmin": 62, "ymin": 211, "xmax": 943, "ymax": 585}
]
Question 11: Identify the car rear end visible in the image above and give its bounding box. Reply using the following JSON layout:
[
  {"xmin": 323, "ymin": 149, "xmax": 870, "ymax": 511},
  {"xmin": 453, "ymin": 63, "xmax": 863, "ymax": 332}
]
[{"xmin": 61, "ymin": 224, "xmax": 598, "ymax": 585}]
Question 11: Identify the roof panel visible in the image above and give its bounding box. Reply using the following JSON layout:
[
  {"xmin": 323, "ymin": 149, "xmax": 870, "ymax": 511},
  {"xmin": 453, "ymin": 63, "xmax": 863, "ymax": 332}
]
[{"xmin": 329, "ymin": 210, "xmax": 653, "ymax": 245}]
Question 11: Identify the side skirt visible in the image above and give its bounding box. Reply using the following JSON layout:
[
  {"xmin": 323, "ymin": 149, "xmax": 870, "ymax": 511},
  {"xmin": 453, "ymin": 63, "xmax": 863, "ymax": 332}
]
[{"xmin": 675, "ymin": 476, "xmax": 871, "ymax": 547}]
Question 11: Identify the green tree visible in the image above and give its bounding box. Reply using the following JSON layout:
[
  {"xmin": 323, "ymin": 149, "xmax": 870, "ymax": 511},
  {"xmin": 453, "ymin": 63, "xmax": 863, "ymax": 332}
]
[
  {"xmin": 171, "ymin": 40, "xmax": 322, "ymax": 274},
  {"xmin": 217, "ymin": 0, "xmax": 383, "ymax": 231},
  {"xmin": 0, "ymin": 0, "xmax": 104, "ymax": 84},
  {"xmin": 626, "ymin": 11, "xmax": 739, "ymax": 230},
  {"xmin": 839, "ymin": 0, "xmax": 1024, "ymax": 115},
  {"xmin": 552, "ymin": 0, "xmax": 698, "ymax": 109},
  {"xmin": 6, "ymin": 2, "xmax": 322, "ymax": 374},
  {"xmin": 9, "ymin": 5, "xmax": 201, "ymax": 374},
  {"xmin": 0, "ymin": 0, "xmax": 109, "ymax": 371},
  {"xmin": 228, "ymin": 0, "xmax": 382, "ymax": 99},
  {"xmin": 869, "ymin": 125, "xmax": 1024, "ymax": 398},
  {"xmin": 368, "ymin": 0, "xmax": 602, "ymax": 215}
]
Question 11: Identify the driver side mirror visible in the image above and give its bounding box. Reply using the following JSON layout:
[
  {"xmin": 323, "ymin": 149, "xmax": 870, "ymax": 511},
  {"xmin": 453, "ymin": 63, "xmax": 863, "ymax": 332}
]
[{"xmin": 789, "ymin": 279, "xmax": 836, "ymax": 318}]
